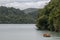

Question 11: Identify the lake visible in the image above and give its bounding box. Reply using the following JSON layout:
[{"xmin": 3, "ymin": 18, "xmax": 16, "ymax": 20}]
[{"xmin": 0, "ymin": 24, "xmax": 60, "ymax": 40}]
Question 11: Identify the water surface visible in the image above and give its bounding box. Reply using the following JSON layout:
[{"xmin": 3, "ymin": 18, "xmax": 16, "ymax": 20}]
[{"xmin": 0, "ymin": 24, "xmax": 60, "ymax": 40}]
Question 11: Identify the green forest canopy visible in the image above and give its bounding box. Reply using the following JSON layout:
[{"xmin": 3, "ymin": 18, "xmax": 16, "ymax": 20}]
[
  {"xmin": 0, "ymin": 6, "xmax": 38, "ymax": 24},
  {"xmin": 36, "ymin": 0, "xmax": 60, "ymax": 32}
]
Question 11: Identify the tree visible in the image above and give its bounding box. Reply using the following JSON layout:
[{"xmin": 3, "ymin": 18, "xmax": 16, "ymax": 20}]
[{"xmin": 36, "ymin": 0, "xmax": 60, "ymax": 32}]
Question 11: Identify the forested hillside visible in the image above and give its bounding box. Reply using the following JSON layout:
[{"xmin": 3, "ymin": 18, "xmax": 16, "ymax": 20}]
[
  {"xmin": 23, "ymin": 8, "xmax": 38, "ymax": 14},
  {"xmin": 0, "ymin": 6, "xmax": 38, "ymax": 24},
  {"xmin": 36, "ymin": 0, "xmax": 60, "ymax": 32},
  {"xmin": 23, "ymin": 8, "xmax": 39, "ymax": 20}
]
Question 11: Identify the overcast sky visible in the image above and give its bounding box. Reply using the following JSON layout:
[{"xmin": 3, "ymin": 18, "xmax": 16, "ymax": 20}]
[{"xmin": 0, "ymin": 0, "xmax": 50, "ymax": 10}]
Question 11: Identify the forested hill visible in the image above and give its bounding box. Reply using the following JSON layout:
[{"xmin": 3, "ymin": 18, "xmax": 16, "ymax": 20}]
[
  {"xmin": 36, "ymin": 0, "xmax": 60, "ymax": 32},
  {"xmin": 0, "ymin": 6, "xmax": 38, "ymax": 24},
  {"xmin": 23, "ymin": 8, "xmax": 38, "ymax": 14},
  {"xmin": 23, "ymin": 8, "xmax": 39, "ymax": 19},
  {"xmin": 0, "ymin": 6, "xmax": 25, "ymax": 15}
]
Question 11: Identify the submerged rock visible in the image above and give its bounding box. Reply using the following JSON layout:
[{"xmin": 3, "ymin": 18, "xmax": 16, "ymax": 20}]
[{"xmin": 43, "ymin": 33, "xmax": 51, "ymax": 37}]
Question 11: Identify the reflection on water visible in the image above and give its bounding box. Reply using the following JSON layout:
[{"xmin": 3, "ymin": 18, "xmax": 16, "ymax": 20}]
[{"xmin": 0, "ymin": 24, "xmax": 60, "ymax": 40}]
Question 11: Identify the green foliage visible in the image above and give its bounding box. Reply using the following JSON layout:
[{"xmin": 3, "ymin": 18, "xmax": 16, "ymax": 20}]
[
  {"xmin": 0, "ymin": 6, "xmax": 37, "ymax": 24},
  {"xmin": 36, "ymin": 15, "xmax": 48, "ymax": 30},
  {"xmin": 36, "ymin": 0, "xmax": 60, "ymax": 32}
]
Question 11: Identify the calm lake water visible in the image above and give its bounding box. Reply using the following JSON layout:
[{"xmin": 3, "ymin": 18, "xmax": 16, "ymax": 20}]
[{"xmin": 0, "ymin": 24, "xmax": 60, "ymax": 40}]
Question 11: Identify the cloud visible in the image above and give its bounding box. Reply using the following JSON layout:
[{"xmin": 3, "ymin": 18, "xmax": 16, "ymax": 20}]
[
  {"xmin": 0, "ymin": 0, "xmax": 49, "ymax": 2},
  {"xmin": 0, "ymin": 0, "xmax": 50, "ymax": 10}
]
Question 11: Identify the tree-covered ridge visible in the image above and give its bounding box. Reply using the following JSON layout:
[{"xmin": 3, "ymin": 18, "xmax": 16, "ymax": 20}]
[
  {"xmin": 36, "ymin": 0, "xmax": 60, "ymax": 32},
  {"xmin": 0, "ymin": 6, "xmax": 38, "ymax": 24},
  {"xmin": 23, "ymin": 8, "xmax": 39, "ymax": 19}
]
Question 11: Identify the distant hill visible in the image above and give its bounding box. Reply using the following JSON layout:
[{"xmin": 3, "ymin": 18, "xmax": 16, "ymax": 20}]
[
  {"xmin": 23, "ymin": 8, "xmax": 38, "ymax": 14},
  {"xmin": 23, "ymin": 8, "xmax": 39, "ymax": 19},
  {"xmin": 0, "ymin": 6, "xmax": 25, "ymax": 15},
  {"xmin": 0, "ymin": 6, "xmax": 39, "ymax": 24}
]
